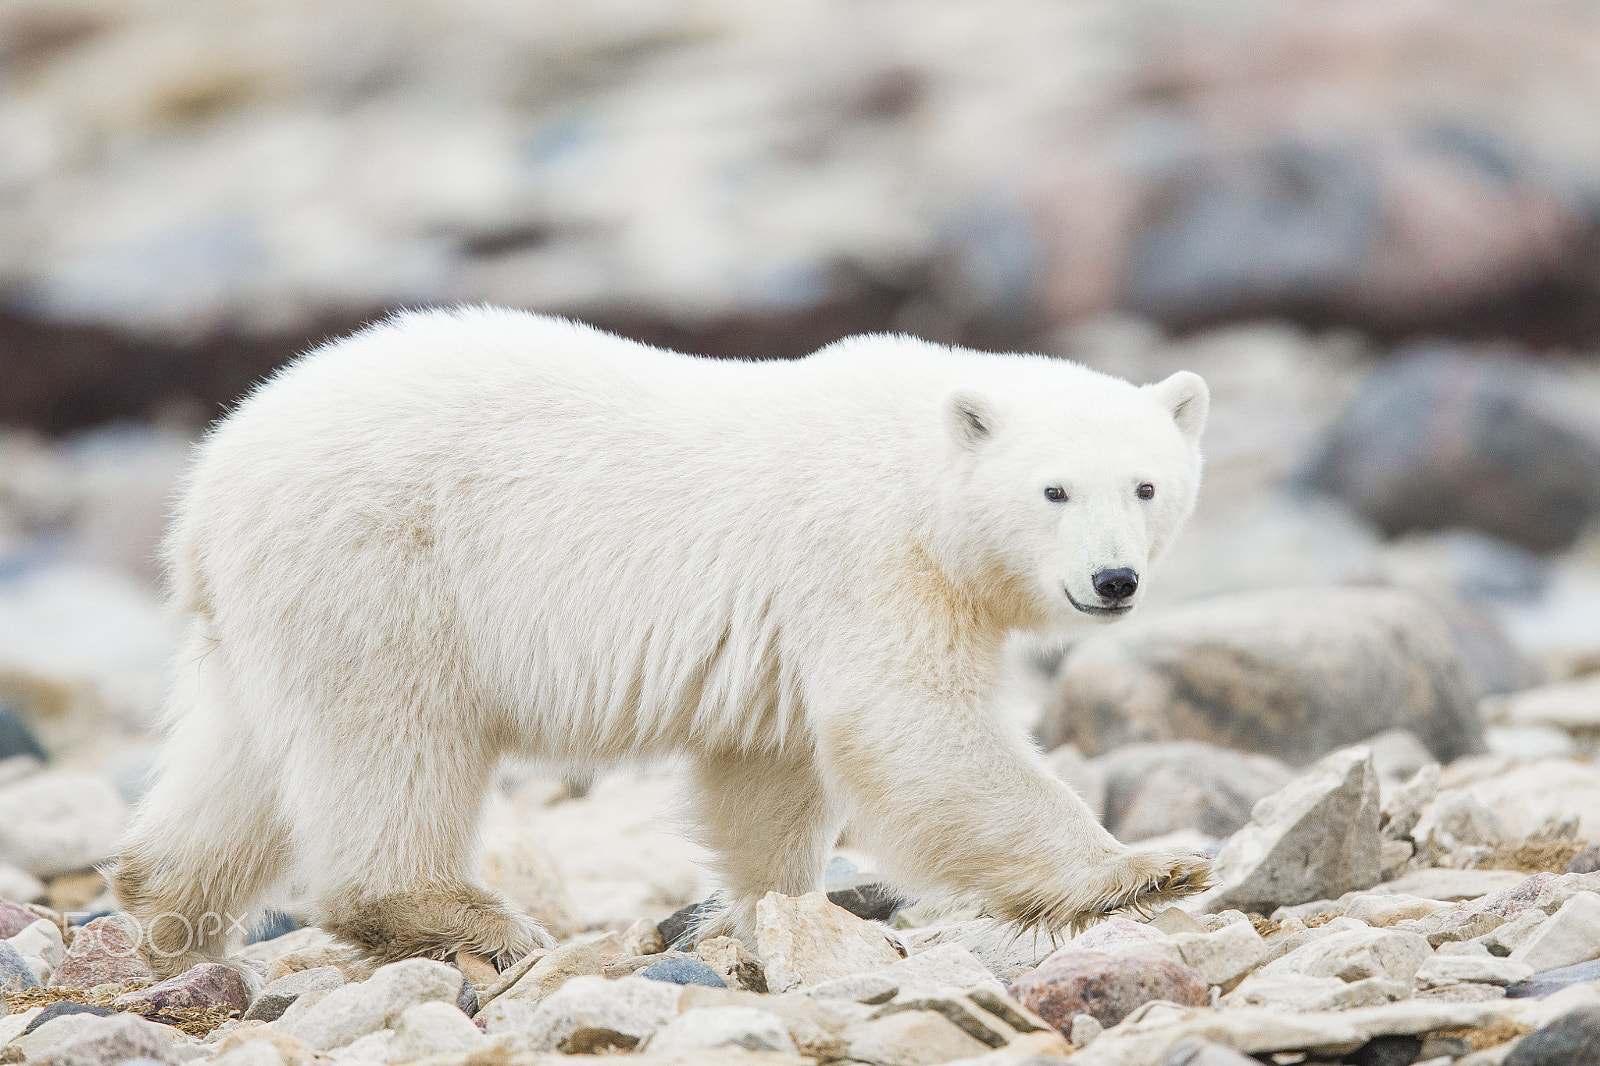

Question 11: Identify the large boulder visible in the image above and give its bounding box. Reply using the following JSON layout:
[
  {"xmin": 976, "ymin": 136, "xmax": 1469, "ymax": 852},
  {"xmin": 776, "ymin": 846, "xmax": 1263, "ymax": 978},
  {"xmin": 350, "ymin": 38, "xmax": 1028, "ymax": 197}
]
[
  {"xmin": 1300, "ymin": 346, "xmax": 1600, "ymax": 553},
  {"xmin": 1039, "ymin": 586, "xmax": 1484, "ymax": 766}
]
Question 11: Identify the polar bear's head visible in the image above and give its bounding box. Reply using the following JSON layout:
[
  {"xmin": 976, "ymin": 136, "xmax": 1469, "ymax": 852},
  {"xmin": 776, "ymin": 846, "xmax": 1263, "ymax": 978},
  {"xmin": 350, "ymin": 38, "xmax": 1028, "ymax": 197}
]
[{"xmin": 939, "ymin": 363, "xmax": 1208, "ymax": 630}]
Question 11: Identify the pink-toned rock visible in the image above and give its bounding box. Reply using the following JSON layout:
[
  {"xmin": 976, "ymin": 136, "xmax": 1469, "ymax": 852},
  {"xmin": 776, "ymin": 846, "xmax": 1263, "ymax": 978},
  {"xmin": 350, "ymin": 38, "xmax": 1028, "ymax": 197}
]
[
  {"xmin": 1010, "ymin": 950, "xmax": 1207, "ymax": 1031},
  {"xmin": 0, "ymin": 898, "xmax": 36, "ymax": 938},
  {"xmin": 1058, "ymin": 917, "xmax": 1167, "ymax": 956},
  {"xmin": 50, "ymin": 916, "xmax": 153, "ymax": 988},
  {"xmin": 112, "ymin": 962, "xmax": 249, "ymax": 1014}
]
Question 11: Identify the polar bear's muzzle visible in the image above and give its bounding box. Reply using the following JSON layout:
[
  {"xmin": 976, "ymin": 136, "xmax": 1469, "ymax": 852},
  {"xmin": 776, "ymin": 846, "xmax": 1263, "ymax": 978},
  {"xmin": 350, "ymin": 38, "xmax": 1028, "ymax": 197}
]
[{"xmin": 1065, "ymin": 567, "xmax": 1139, "ymax": 616}]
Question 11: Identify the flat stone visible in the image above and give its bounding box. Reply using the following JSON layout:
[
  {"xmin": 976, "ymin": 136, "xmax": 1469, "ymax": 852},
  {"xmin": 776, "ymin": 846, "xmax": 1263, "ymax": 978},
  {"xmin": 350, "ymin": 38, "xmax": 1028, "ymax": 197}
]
[
  {"xmin": 639, "ymin": 957, "xmax": 726, "ymax": 988},
  {"xmin": 646, "ymin": 1006, "xmax": 798, "ymax": 1056},
  {"xmin": 1011, "ymin": 950, "xmax": 1207, "ymax": 1031},
  {"xmin": 1224, "ymin": 972, "xmax": 1411, "ymax": 1011},
  {"xmin": 482, "ymin": 973, "xmax": 680, "ymax": 1053},
  {"xmin": 49, "ymin": 915, "xmax": 153, "ymax": 988},
  {"xmin": 755, "ymin": 891, "xmax": 901, "ymax": 993},
  {"xmin": 1161, "ymin": 1035, "xmax": 1276, "ymax": 1065},
  {"xmin": 1209, "ymin": 746, "xmax": 1383, "ymax": 913},
  {"xmin": 496, "ymin": 939, "xmax": 605, "ymax": 1003},
  {"xmin": 845, "ymin": 1009, "xmax": 993, "ymax": 1066},
  {"xmin": 677, "ymin": 984, "xmax": 857, "ymax": 1062},
  {"xmin": 1376, "ymin": 868, "xmax": 1532, "ymax": 901},
  {"xmin": 1503, "ymin": 1003, "xmax": 1600, "ymax": 1065},
  {"xmin": 1506, "ymin": 959, "xmax": 1600, "ymax": 999},
  {"xmin": 1415, "ymin": 954, "xmax": 1533, "ymax": 989},
  {"xmin": 1342, "ymin": 893, "xmax": 1453, "ymax": 927},
  {"xmin": 29, "ymin": 1014, "xmax": 176, "ymax": 1066},
  {"xmin": 1258, "ymin": 927, "xmax": 1431, "ymax": 984},
  {"xmin": 243, "ymin": 965, "xmax": 344, "ymax": 1023},
  {"xmin": 273, "ymin": 957, "xmax": 462, "ymax": 1050},
  {"xmin": 111, "ymin": 961, "xmax": 249, "ymax": 1014},
  {"xmin": 808, "ymin": 942, "xmax": 1003, "ymax": 1004},
  {"xmin": 1510, "ymin": 891, "xmax": 1600, "ymax": 973}
]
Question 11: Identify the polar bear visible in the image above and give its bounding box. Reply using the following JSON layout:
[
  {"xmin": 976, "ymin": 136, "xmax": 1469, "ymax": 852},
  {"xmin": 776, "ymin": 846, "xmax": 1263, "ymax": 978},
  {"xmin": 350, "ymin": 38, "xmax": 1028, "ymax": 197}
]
[{"xmin": 114, "ymin": 307, "xmax": 1211, "ymax": 977}]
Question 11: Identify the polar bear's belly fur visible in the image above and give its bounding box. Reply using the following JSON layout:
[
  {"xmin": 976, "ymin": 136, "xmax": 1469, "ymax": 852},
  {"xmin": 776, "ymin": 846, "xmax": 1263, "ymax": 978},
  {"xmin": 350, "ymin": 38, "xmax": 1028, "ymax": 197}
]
[{"xmin": 113, "ymin": 307, "xmax": 1211, "ymax": 976}]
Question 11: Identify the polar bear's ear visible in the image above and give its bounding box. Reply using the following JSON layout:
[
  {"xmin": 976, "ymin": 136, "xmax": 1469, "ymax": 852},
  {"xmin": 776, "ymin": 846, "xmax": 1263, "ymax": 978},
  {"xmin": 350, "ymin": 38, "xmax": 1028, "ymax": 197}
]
[
  {"xmin": 1149, "ymin": 371, "xmax": 1209, "ymax": 445},
  {"xmin": 945, "ymin": 388, "xmax": 997, "ymax": 447}
]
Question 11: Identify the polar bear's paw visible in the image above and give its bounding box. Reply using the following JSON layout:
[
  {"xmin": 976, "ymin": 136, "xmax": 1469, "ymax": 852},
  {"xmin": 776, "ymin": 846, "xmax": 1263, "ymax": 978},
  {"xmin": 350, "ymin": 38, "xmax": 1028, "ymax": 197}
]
[
  {"xmin": 1069, "ymin": 848, "xmax": 1213, "ymax": 932},
  {"xmin": 323, "ymin": 883, "xmax": 555, "ymax": 970}
]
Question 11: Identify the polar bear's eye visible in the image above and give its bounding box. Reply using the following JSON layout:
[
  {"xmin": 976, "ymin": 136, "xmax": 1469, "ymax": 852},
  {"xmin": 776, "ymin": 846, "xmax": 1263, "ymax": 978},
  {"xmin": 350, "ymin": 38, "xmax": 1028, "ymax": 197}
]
[
  {"xmin": 1137, "ymin": 483, "xmax": 1155, "ymax": 500},
  {"xmin": 1044, "ymin": 486, "xmax": 1068, "ymax": 502}
]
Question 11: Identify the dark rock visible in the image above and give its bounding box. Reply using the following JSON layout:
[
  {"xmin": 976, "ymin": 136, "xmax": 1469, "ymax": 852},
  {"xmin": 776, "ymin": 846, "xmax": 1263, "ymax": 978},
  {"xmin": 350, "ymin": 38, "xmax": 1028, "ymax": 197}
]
[
  {"xmin": 49, "ymin": 915, "xmax": 153, "ymax": 988},
  {"xmin": 21, "ymin": 1001, "xmax": 115, "ymax": 1035},
  {"xmin": 0, "ymin": 940, "xmax": 40, "ymax": 991},
  {"xmin": 1010, "ymin": 951, "xmax": 1207, "ymax": 1032},
  {"xmin": 657, "ymin": 898, "xmax": 717, "ymax": 950},
  {"xmin": 1160, "ymin": 1037, "xmax": 1266, "ymax": 1065},
  {"xmin": 825, "ymin": 874, "xmax": 905, "ymax": 923},
  {"xmin": 0, "ymin": 706, "xmax": 48, "ymax": 763},
  {"xmin": 1301, "ymin": 346, "xmax": 1600, "ymax": 553},
  {"xmin": 1504, "ymin": 1004, "xmax": 1600, "ymax": 1065},
  {"xmin": 248, "ymin": 910, "xmax": 299, "ymax": 943},
  {"xmin": 30, "ymin": 1014, "xmax": 176, "ymax": 1066},
  {"xmin": 1348, "ymin": 1034, "xmax": 1424, "ymax": 1066},
  {"xmin": 1566, "ymin": 845, "xmax": 1600, "ymax": 874},
  {"xmin": 0, "ymin": 898, "xmax": 38, "ymax": 938},
  {"xmin": 1506, "ymin": 959, "xmax": 1600, "ymax": 1000},
  {"xmin": 1093, "ymin": 741, "xmax": 1293, "ymax": 842},
  {"xmin": 638, "ymin": 958, "xmax": 726, "ymax": 988},
  {"xmin": 1038, "ymin": 586, "xmax": 1484, "ymax": 767},
  {"xmin": 241, "ymin": 965, "xmax": 344, "ymax": 1023},
  {"xmin": 110, "ymin": 962, "xmax": 249, "ymax": 1014}
]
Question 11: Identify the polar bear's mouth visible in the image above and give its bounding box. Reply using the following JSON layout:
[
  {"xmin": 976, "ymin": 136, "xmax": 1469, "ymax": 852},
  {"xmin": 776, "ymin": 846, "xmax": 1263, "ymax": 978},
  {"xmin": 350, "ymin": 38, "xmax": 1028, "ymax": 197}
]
[{"xmin": 1065, "ymin": 589, "xmax": 1133, "ymax": 616}]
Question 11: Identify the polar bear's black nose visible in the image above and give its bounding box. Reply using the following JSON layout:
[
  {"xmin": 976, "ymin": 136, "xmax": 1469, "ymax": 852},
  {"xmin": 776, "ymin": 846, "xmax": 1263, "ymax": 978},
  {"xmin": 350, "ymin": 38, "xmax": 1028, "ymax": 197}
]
[{"xmin": 1093, "ymin": 567, "xmax": 1139, "ymax": 602}]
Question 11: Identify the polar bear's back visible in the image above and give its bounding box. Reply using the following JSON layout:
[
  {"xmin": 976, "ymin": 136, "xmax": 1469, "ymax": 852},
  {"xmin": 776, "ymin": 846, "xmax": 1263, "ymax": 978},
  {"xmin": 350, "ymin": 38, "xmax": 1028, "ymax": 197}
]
[{"xmin": 169, "ymin": 308, "xmax": 946, "ymax": 755}]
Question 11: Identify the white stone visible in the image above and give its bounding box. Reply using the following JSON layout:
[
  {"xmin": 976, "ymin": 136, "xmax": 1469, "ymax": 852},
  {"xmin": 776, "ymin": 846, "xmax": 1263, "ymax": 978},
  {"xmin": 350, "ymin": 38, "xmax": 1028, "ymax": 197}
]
[
  {"xmin": 756, "ymin": 891, "xmax": 901, "ymax": 993},
  {"xmin": 0, "ymin": 863, "xmax": 44, "ymax": 904},
  {"xmin": 1069, "ymin": 1013, "xmax": 1103, "ymax": 1048},
  {"xmin": 1224, "ymin": 972, "xmax": 1411, "ymax": 1011},
  {"xmin": 1342, "ymin": 893, "xmax": 1452, "ymax": 927},
  {"xmin": 486, "ymin": 973, "xmax": 680, "ymax": 1053},
  {"xmin": 1509, "ymin": 890, "xmax": 1600, "ymax": 973},
  {"xmin": 846, "ymin": 1009, "xmax": 993, "ymax": 1066},
  {"xmin": 4, "ymin": 1013, "xmax": 107, "ymax": 1061},
  {"xmin": 1413, "ymin": 788, "xmax": 1505, "ymax": 855},
  {"xmin": 6, "ymin": 916, "xmax": 64, "ymax": 983},
  {"xmin": 1169, "ymin": 919, "xmax": 1268, "ymax": 989},
  {"xmin": 807, "ymin": 942, "xmax": 1003, "ymax": 1003},
  {"xmin": 897, "ymin": 920, "xmax": 1063, "ymax": 982},
  {"xmin": 0, "ymin": 1007, "xmax": 42, "ymax": 1046},
  {"xmin": 387, "ymin": 1001, "xmax": 485, "ymax": 1060},
  {"xmin": 1259, "ymin": 927, "xmax": 1431, "ymax": 984},
  {"xmin": 1414, "ymin": 955, "xmax": 1533, "ymax": 989},
  {"xmin": 1374, "ymin": 868, "xmax": 1529, "ymax": 901},
  {"xmin": 245, "ymin": 965, "xmax": 347, "ymax": 1023},
  {"xmin": 646, "ymin": 1006, "xmax": 798, "ymax": 1056},
  {"xmin": 0, "ymin": 770, "xmax": 126, "ymax": 877},
  {"xmin": 273, "ymin": 958, "xmax": 463, "ymax": 1050}
]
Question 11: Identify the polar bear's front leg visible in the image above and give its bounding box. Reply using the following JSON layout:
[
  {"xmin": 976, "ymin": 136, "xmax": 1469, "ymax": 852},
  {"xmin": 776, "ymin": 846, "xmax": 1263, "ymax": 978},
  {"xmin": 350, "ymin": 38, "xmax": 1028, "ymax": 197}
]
[{"xmin": 816, "ymin": 681, "xmax": 1211, "ymax": 934}]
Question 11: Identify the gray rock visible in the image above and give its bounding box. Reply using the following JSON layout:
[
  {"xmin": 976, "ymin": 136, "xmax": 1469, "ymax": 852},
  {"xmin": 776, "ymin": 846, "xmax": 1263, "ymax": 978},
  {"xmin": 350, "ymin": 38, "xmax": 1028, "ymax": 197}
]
[
  {"xmin": 1224, "ymin": 972, "xmax": 1411, "ymax": 1012},
  {"xmin": 1301, "ymin": 345, "xmax": 1600, "ymax": 553},
  {"xmin": 0, "ymin": 939, "xmax": 39, "ymax": 990},
  {"xmin": 1506, "ymin": 959, "xmax": 1600, "ymax": 999},
  {"xmin": 1504, "ymin": 1004, "xmax": 1600, "ymax": 1066},
  {"xmin": 1566, "ymin": 845, "xmax": 1600, "ymax": 874},
  {"xmin": 30, "ymin": 1015, "xmax": 176, "ymax": 1066},
  {"xmin": 1257, "ymin": 927, "xmax": 1431, "ymax": 984},
  {"xmin": 845, "ymin": 1009, "xmax": 993, "ymax": 1066},
  {"xmin": 646, "ymin": 1006, "xmax": 798, "ymax": 1056},
  {"xmin": 1380, "ymin": 763, "xmax": 1439, "ymax": 842},
  {"xmin": 1209, "ymin": 745, "xmax": 1383, "ymax": 913},
  {"xmin": 1092, "ymin": 742, "xmax": 1294, "ymax": 842},
  {"xmin": 1039, "ymin": 587, "xmax": 1484, "ymax": 767},
  {"xmin": 1167, "ymin": 920, "xmax": 1268, "ymax": 990},
  {"xmin": 638, "ymin": 957, "xmax": 725, "ymax": 988},
  {"xmin": 1414, "ymin": 954, "xmax": 1532, "ymax": 988},
  {"xmin": 243, "ymin": 965, "xmax": 345, "ymax": 1023},
  {"xmin": 826, "ymin": 874, "xmax": 905, "ymax": 923},
  {"xmin": 273, "ymin": 957, "xmax": 463, "ymax": 1050}
]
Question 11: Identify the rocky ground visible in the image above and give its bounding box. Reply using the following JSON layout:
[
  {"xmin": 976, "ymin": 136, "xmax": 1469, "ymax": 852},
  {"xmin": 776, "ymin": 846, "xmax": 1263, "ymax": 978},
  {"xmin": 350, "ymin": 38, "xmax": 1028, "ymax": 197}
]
[{"xmin": 3, "ymin": 319, "xmax": 1600, "ymax": 1064}]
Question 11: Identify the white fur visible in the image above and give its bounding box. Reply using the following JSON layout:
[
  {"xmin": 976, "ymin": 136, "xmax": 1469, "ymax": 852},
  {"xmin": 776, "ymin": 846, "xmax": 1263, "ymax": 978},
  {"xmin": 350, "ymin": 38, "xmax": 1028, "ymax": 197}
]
[{"xmin": 116, "ymin": 307, "xmax": 1210, "ymax": 967}]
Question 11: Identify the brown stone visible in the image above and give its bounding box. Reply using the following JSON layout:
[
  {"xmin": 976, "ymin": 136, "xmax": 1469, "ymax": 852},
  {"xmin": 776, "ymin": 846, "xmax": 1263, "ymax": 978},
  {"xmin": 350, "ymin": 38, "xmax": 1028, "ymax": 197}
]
[
  {"xmin": 110, "ymin": 962, "xmax": 249, "ymax": 1014},
  {"xmin": 1010, "ymin": 950, "xmax": 1207, "ymax": 1032}
]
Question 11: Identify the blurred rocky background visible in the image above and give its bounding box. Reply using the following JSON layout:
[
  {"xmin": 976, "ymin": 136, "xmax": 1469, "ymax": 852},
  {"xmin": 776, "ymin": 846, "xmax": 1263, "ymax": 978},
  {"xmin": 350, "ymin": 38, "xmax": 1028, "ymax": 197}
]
[{"xmin": 5, "ymin": 1, "xmax": 1600, "ymax": 1060}]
